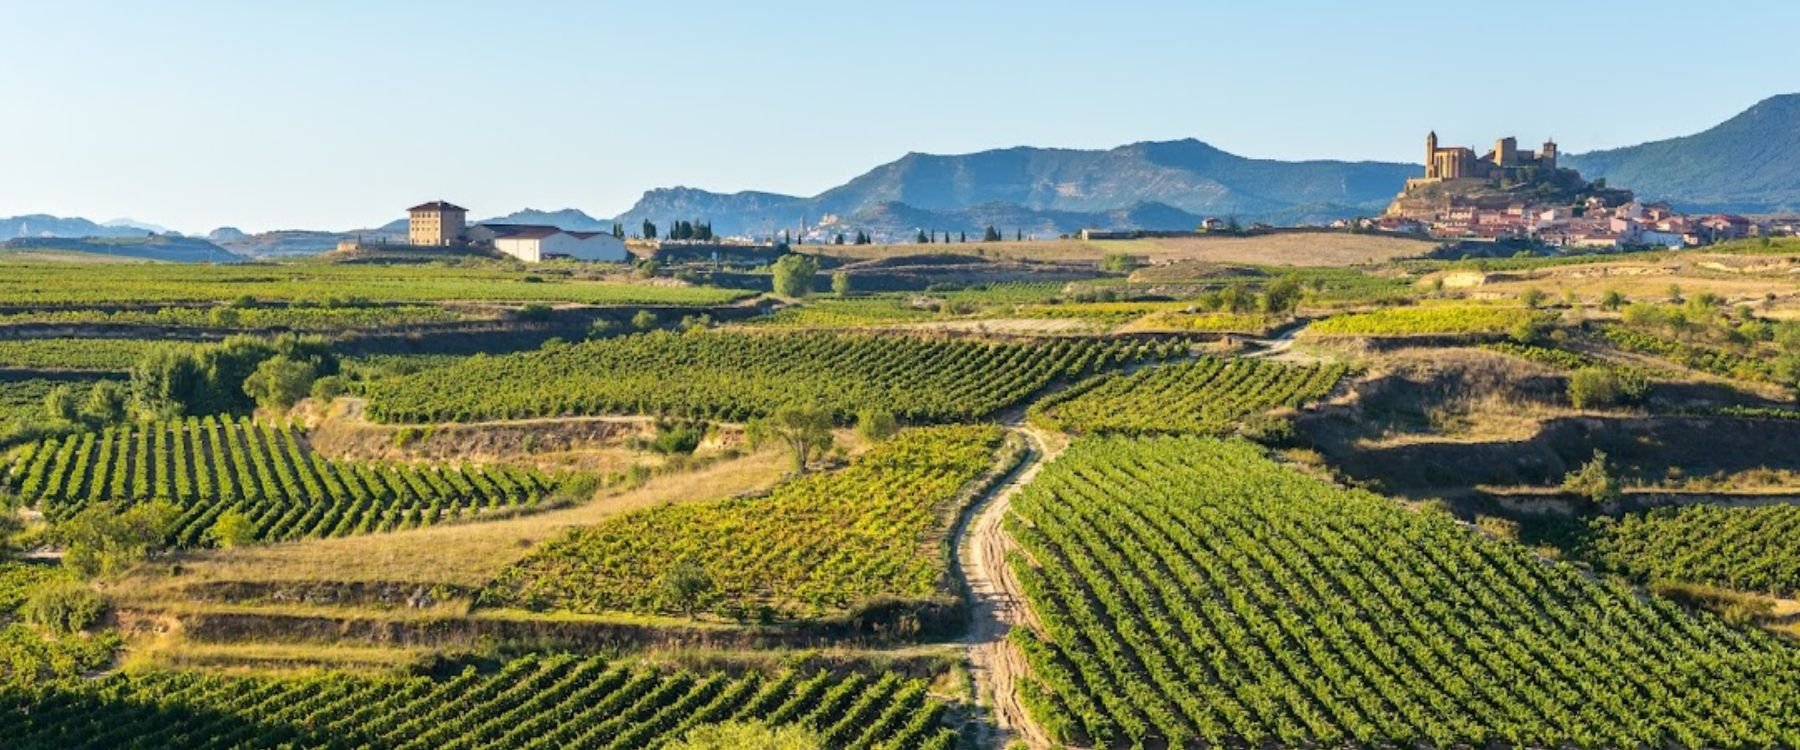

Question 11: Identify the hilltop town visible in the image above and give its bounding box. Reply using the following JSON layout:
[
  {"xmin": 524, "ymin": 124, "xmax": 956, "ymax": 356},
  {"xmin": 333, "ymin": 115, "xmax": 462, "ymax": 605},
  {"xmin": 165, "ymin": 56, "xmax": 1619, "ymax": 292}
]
[{"xmin": 1376, "ymin": 132, "xmax": 1776, "ymax": 249}]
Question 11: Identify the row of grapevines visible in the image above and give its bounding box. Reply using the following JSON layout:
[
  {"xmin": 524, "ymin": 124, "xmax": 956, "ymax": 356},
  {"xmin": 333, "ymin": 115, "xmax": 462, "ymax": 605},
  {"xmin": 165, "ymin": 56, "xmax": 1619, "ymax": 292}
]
[
  {"xmin": 0, "ymin": 304, "xmax": 482, "ymax": 332},
  {"xmin": 483, "ymin": 425, "xmax": 1001, "ymax": 619},
  {"xmin": 1308, "ymin": 304, "xmax": 1548, "ymax": 337},
  {"xmin": 1032, "ymin": 357, "xmax": 1345, "ymax": 435},
  {"xmin": 364, "ymin": 331, "xmax": 1187, "ymax": 424},
  {"xmin": 1578, "ymin": 504, "xmax": 1800, "ymax": 596},
  {"xmin": 1008, "ymin": 435, "xmax": 1800, "ymax": 748},
  {"xmin": 0, "ymin": 339, "xmax": 195, "ymax": 372},
  {"xmin": 1601, "ymin": 326, "xmax": 1775, "ymax": 382},
  {"xmin": 1, "ymin": 416, "xmax": 564, "ymax": 546},
  {"xmin": 0, "ymin": 262, "xmax": 754, "ymax": 306},
  {"xmin": 0, "ymin": 655, "xmax": 959, "ymax": 749}
]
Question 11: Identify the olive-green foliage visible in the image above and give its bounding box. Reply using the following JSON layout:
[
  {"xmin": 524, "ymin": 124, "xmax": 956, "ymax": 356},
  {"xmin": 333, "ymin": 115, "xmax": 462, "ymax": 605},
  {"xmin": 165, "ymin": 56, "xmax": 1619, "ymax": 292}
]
[
  {"xmin": 20, "ymin": 579, "xmax": 104, "ymax": 635},
  {"xmin": 1098, "ymin": 252, "xmax": 1138, "ymax": 274},
  {"xmin": 1561, "ymin": 450, "xmax": 1621, "ymax": 506},
  {"xmin": 77, "ymin": 382, "xmax": 127, "ymax": 426},
  {"xmin": 856, "ymin": 408, "xmax": 899, "ymax": 442},
  {"xmin": 56, "ymin": 500, "xmax": 177, "ymax": 578},
  {"xmin": 241, "ymin": 355, "xmax": 318, "ymax": 411},
  {"xmin": 831, "ymin": 271, "xmax": 852, "ymax": 296},
  {"xmin": 202, "ymin": 510, "xmax": 256, "ymax": 550},
  {"xmin": 772, "ymin": 254, "xmax": 820, "ymax": 298},
  {"xmin": 130, "ymin": 334, "xmax": 337, "ymax": 418},
  {"xmin": 667, "ymin": 721, "xmax": 824, "ymax": 750},
  {"xmin": 1565, "ymin": 366, "xmax": 1649, "ymax": 409}
]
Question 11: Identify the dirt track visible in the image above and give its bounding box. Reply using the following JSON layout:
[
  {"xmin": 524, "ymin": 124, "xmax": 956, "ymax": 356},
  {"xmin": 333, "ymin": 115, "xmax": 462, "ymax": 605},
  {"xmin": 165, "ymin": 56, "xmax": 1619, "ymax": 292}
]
[{"xmin": 959, "ymin": 423, "xmax": 1060, "ymax": 749}]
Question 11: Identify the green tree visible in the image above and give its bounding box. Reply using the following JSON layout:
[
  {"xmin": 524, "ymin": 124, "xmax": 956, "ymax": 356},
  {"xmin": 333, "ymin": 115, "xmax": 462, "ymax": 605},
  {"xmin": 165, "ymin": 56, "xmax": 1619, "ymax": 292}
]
[
  {"xmin": 1521, "ymin": 287, "xmax": 1548, "ymax": 309},
  {"xmin": 831, "ymin": 271, "xmax": 852, "ymax": 297},
  {"xmin": 915, "ymin": 229, "xmax": 930, "ymax": 244},
  {"xmin": 771, "ymin": 254, "xmax": 819, "ymax": 298},
  {"xmin": 665, "ymin": 722, "xmax": 823, "ymax": 750},
  {"xmin": 204, "ymin": 509, "xmax": 257, "ymax": 549},
  {"xmin": 983, "ymin": 226, "xmax": 1002, "ymax": 242},
  {"xmin": 748, "ymin": 403, "xmax": 835, "ymax": 472},
  {"xmin": 632, "ymin": 310, "xmax": 659, "ymax": 331},
  {"xmin": 642, "ymin": 220, "xmax": 657, "ymax": 240},
  {"xmin": 58, "ymin": 500, "xmax": 177, "ymax": 578},
  {"xmin": 242, "ymin": 355, "xmax": 317, "ymax": 412},
  {"xmin": 1600, "ymin": 289, "xmax": 1626, "ymax": 311}
]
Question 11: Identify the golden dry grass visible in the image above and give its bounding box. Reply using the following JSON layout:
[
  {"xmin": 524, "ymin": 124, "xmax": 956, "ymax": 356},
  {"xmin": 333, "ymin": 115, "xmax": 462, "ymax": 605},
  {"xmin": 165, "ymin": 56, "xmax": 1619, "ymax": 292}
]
[
  {"xmin": 1432, "ymin": 252, "xmax": 1800, "ymax": 314},
  {"xmin": 116, "ymin": 446, "xmax": 792, "ymax": 600}
]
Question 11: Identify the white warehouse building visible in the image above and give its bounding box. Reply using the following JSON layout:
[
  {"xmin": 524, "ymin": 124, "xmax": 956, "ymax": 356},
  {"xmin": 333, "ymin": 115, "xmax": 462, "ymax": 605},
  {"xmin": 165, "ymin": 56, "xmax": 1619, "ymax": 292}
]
[{"xmin": 471, "ymin": 224, "xmax": 629, "ymax": 263}]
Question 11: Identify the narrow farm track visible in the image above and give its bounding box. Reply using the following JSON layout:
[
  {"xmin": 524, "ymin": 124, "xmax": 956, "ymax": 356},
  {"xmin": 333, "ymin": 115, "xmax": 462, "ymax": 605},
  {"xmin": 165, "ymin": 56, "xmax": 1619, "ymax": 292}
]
[{"xmin": 958, "ymin": 423, "xmax": 1060, "ymax": 749}]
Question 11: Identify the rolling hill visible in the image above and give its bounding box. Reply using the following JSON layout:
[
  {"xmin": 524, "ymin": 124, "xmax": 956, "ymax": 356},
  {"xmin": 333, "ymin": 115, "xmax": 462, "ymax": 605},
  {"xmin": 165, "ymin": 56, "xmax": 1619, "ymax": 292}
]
[{"xmin": 1564, "ymin": 93, "xmax": 1800, "ymax": 213}]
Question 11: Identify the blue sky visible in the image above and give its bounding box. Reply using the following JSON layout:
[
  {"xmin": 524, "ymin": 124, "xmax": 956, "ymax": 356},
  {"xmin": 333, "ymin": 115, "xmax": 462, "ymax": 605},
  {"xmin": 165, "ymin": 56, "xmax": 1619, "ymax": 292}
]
[{"xmin": 3, "ymin": 0, "xmax": 1796, "ymax": 233}]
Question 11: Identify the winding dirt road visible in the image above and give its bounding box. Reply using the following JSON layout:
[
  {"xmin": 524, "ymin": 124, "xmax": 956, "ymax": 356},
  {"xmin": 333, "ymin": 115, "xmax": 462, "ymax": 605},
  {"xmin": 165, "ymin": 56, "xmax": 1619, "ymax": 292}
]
[{"xmin": 958, "ymin": 423, "xmax": 1061, "ymax": 749}]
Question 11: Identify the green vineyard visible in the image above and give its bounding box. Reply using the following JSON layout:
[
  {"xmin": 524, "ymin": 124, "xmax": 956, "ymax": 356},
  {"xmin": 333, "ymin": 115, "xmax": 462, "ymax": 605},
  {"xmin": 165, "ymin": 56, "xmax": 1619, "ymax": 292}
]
[
  {"xmin": 365, "ymin": 331, "xmax": 1185, "ymax": 424},
  {"xmin": 1, "ymin": 417, "xmax": 564, "ymax": 546},
  {"xmin": 1007, "ymin": 436, "xmax": 1800, "ymax": 748},
  {"xmin": 484, "ymin": 425, "xmax": 1002, "ymax": 619},
  {"xmin": 1307, "ymin": 304, "xmax": 1548, "ymax": 337},
  {"xmin": 1581, "ymin": 504, "xmax": 1800, "ymax": 596},
  {"xmin": 1032, "ymin": 357, "xmax": 1345, "ymax": 435},
  {"xmin": 0, "ymin": 655, "xmax": 960, "ymax": 750},
  {"xmin": 0, "ymin": 262, "xmax": 754, "ymax": 307}
]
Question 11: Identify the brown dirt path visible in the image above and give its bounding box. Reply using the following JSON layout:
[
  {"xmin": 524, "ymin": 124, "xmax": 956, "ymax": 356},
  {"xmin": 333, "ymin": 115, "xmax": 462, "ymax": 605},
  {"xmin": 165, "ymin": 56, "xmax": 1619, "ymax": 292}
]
[{"xmin": 958, "ymin": 423, "xmax": 1062, "ymax": 749}]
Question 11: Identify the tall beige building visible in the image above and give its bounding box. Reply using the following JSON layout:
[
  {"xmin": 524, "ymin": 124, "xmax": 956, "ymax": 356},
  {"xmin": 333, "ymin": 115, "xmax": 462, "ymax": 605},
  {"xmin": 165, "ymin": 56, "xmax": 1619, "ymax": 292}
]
[{"xmin": 408, "ymin": 201, "xmax": 467, "ymax": 246}]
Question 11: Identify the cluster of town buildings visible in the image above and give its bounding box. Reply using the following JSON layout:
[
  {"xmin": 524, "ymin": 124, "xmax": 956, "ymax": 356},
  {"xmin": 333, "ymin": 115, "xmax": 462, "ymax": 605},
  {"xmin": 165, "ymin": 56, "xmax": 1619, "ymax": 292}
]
[
  {"xmin": 1362, "ymin": 132, "xmax": 1795, "ymax": 250},
  {"xmin": 1354, "ymin": 199, "xmax": 1780, "ymax": 250},
  {"xmin": 343, "ymin": 201, "xmax": 629, "ymax": 263}
]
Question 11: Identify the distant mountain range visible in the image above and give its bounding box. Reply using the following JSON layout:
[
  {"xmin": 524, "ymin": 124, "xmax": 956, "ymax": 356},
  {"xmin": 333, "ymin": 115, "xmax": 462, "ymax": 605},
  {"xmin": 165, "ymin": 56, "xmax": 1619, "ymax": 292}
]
[
  {"xmin": 612, "ymin": 141, "xmax": 1416, "ymax": 238},
  {"xmin": 5, "ymin": 93, "xmax": 1796, "ymax": 259},
  {"xmin": 1563, "ymin": 93, "xmax": 1800, "ymax": 214}
]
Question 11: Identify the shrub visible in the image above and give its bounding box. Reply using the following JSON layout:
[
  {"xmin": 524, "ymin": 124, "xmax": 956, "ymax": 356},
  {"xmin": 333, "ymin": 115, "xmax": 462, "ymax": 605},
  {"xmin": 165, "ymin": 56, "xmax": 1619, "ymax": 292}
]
[
  {"xmin": 631, "ymin": 310, "xmax": 659, "ymax": 331},
  {"xmin": 309, "ymin": 374, "xmax": 347, "ymax": 404},
  {"xmin": 1567, "ymin": 367, "xmax": 1648, "ymax": 409},
  {"xmin": 203, "ymin": 510, "xmax": 256, "ymax": 550},
  {"xmin": 57, "ymin": 500, "xmax": 178, "ymax": 578},
  {"xmin": 518, "ymin": 304, "xmax": 554, "ymax": 323},
  {"xmin": 1562, "ymin": 450, "xmax": 1620, "ymax": 507},
  {"xmin": 1099, "ymin": 252, "xmax": 1138, "ymax": 274},
  {"xmin": 21, "ymin": 579, "xmax": 106, "ymax": 635},
  {"xmin": 666, "ymin": 721, "xmax": 822, "ymax": 750},
  {"xmin": 831, "ymin": 271, "xmax": 852, "ymax": 296},
  {"xmin": 855, "ymin": 409, "xmax": 898, "ymax": 442}
]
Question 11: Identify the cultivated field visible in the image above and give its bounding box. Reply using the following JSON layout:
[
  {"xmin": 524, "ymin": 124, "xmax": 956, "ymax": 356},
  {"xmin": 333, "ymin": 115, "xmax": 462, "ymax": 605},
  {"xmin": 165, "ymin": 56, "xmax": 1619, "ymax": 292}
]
[{"xmin": 7, "ymin": 239, "xmax": 1800, "ymax": 749}]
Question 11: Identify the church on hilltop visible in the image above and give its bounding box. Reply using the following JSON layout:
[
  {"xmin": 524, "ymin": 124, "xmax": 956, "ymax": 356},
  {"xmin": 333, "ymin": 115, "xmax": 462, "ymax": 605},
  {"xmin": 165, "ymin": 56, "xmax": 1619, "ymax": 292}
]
[{"xmin": 1409, "ymin": 132, "xmax": 1559, "ymax": 190}]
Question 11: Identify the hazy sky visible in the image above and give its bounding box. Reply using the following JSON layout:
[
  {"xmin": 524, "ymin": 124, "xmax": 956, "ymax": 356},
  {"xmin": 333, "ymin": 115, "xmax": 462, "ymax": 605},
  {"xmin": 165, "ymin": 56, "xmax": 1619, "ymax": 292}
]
[{"xmin": 4, "ymin": 0, "xmax": 1796, "ymax": 233}]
